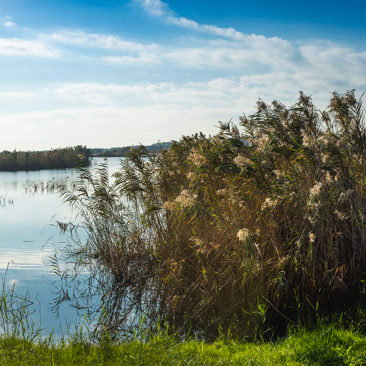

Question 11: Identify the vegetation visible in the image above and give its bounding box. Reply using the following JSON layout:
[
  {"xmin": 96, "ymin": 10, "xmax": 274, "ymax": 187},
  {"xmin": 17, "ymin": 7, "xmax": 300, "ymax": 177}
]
[
  {"xmin": 2, "ymin": 90, "xmax": 366, "ymax": 364},
  {"xmin": 91, "ymin": 142, "xmax": 172, "ymax": 157},
  {"xmin": 0, "ymin": 145, "xmax": 91, "ymax": 171},
  {"xmin": 1, "ymin": 323, "xmax": 366, "ymax": 365},
  {"xmin": 57, "ymin": 90, "xmax": 366, "ymax": 341},
  {"xmin": 1, "ymin": 268, "xmax": 366, "ymax": 365}
]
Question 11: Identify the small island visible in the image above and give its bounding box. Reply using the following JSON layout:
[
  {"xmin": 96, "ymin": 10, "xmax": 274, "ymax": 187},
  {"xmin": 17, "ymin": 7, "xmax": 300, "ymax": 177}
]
[{"xmin": 0, "ymin": 145, "xmax": 91, "ymax": 171}]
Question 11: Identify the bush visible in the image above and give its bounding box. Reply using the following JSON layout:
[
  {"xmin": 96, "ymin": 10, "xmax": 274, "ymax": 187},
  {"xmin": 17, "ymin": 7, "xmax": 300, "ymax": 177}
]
[{"xmin": 59, "ymin": 90, "xmax": 366, "ymax": 339}]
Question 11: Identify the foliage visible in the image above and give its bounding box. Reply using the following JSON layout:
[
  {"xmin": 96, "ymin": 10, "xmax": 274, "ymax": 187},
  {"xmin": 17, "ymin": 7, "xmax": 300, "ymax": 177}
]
[
  {"xmin": 0, "ymin": 266, "xmax": 41, "ymax": 341},
  {"xmin": 91, "ymin": 142, "xmax": 172, "ymax": 157},
  {"xmin": 58, "ymin": 90, "xmax": 366, "ymax": 339},
  {"xmin": 0, "ymin": 145, "xmax": 91, "ymax": 171},
  {"xmin": 54, "ymin": 162, "xmax": 163, "ymax": 338},
  {"xmin": 1, "ymin": 323, "xmax": 366, "ymax": 365}
]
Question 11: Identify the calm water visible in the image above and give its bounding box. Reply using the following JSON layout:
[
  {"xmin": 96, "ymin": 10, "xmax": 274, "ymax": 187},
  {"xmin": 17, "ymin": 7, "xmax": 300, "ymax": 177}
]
[{"xmin": 0, "ymin": 157, "xmax": 122, "ymax": 334}]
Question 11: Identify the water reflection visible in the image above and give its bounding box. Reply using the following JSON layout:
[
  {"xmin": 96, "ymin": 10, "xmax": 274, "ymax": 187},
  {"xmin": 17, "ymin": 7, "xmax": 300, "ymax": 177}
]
[
  {"xmin": 0, "ymin": 197, "xmax": 14, "ymax": 207},
  {"xmin": 0, "ymin": 157, "xmax": 123, "ymax": 334}
]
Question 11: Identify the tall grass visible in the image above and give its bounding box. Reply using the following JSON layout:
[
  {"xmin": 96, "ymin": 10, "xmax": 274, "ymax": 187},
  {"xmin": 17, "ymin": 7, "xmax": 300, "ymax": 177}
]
[
  {"xmin": 0, "ymin": 266, "xmax": 41, "ymax": 341},
  {"xmin": 57, "ymin": 90, "xmax": 366, "ymax": 339}
]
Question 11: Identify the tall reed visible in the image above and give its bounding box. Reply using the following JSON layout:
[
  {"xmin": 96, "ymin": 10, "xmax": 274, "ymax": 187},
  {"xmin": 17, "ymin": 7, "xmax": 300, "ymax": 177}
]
[
  {"xmin": 58, "ymin": 90, "xmax": 366, "ymax": 339},
  {"xmin": 0, "ymin": 266, "xmax": 41, "ymax": 341}
]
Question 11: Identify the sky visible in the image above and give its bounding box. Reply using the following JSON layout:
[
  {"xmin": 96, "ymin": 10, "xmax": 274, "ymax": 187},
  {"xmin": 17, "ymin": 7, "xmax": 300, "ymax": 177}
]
[{"xmin": 0, "ymin": 0, "xmax": 366, "ymax": 150}]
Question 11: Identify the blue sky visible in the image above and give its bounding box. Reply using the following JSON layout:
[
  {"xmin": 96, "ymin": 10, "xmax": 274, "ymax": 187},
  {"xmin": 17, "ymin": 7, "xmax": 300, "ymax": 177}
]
[{"xmin": 0, "ymin": 0, "xmax": 366, "ymax": 149}]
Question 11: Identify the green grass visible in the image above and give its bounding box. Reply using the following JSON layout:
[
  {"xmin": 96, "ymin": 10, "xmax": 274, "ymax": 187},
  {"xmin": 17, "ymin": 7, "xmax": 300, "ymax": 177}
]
[{"xmin": 1, "ymin": 325, "xmax": 366, "ymax": 365}]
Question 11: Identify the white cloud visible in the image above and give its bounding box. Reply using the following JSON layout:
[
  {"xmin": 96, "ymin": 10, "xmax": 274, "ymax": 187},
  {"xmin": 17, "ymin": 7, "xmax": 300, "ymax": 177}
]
[
  {"xmin": 136, "ymin": 0, "xmax": 168, "ymax": 16},
  {"xmin": 0, "ymin": 104, "xmax": 231, "ymax": 150},
  {"xmin": 47, "ymin": 30, "xmax": 158, "ymax": 52},
  {"xmin": 166, "ymin": 15, "xmax": 248, "ymax": 42},
  {"xmin": 4, "ymin": 20, "xmax": 16, "ymax": 28},
  {"xmin": 161, "ymin": 37, "xmax": 366, "ymax": 92},
  {"xmin": 136, "ymin": 0, "xmax": 254, "ymax": 42},
  {"xmin": 0, "ymin": 38, "xmax": 58, "ymax": 57},
  {"xmin": 164, "ymin": 45, "xmax": 289, "ymax": 70},
  {"xmin": 0, "ymin": 69, "xmax": 364, "ymax": 150},
  {"xmin": 0, "ymin": 248, "xmax": 53, "ymax": 270},
  {"xmin": 104, "ymin": 52, "xmax": 161, "ymax": 65}
]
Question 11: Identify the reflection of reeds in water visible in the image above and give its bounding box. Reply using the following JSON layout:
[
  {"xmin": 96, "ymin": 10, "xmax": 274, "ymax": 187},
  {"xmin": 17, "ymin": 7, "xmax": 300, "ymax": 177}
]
[
  {"xmin": 24, "ymin": 180, "xmax": 77, "ymax": 194},
  {"xmin": 0, "ymin": 196, "xmax": 14, "ymax": 207},
  {"xmin": 0, "ymin": 265, "xmax": 40, "ymax": 341}
]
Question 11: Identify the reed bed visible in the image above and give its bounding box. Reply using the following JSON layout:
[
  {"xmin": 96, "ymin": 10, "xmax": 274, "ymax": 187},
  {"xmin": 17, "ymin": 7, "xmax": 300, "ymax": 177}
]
[{"xmin": 57, "ymin": 90, "xmax": 366, "ymax": 339}]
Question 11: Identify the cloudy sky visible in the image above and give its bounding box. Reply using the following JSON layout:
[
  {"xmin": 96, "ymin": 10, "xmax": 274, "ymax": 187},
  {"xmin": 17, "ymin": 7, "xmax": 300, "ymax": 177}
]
[{"xmin": 0, "ymin": 0, "xmax": 366, "ymax": 149}]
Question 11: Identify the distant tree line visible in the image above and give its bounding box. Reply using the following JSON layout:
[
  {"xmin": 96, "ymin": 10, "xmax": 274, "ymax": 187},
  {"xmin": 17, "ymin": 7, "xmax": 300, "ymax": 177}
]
[
  {"xmin": 92, "ymin": 142, "xmax": 172, "ymax": 157},
  {"xmin": 0, "ymin": 146, "xmax": 91, "ymax": 171}
]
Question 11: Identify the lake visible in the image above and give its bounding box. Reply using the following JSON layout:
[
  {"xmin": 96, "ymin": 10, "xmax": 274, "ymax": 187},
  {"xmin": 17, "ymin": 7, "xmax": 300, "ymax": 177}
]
[{"xmin": 0, "ymin": 157, "xmax": 122, "ymax": 335}]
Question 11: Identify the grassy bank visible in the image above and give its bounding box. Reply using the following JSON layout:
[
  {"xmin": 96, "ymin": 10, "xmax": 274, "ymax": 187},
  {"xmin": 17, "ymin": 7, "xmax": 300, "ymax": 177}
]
[{"xmin": 1, "ymin": 323, "xmax": 366, "ymax": 365}]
